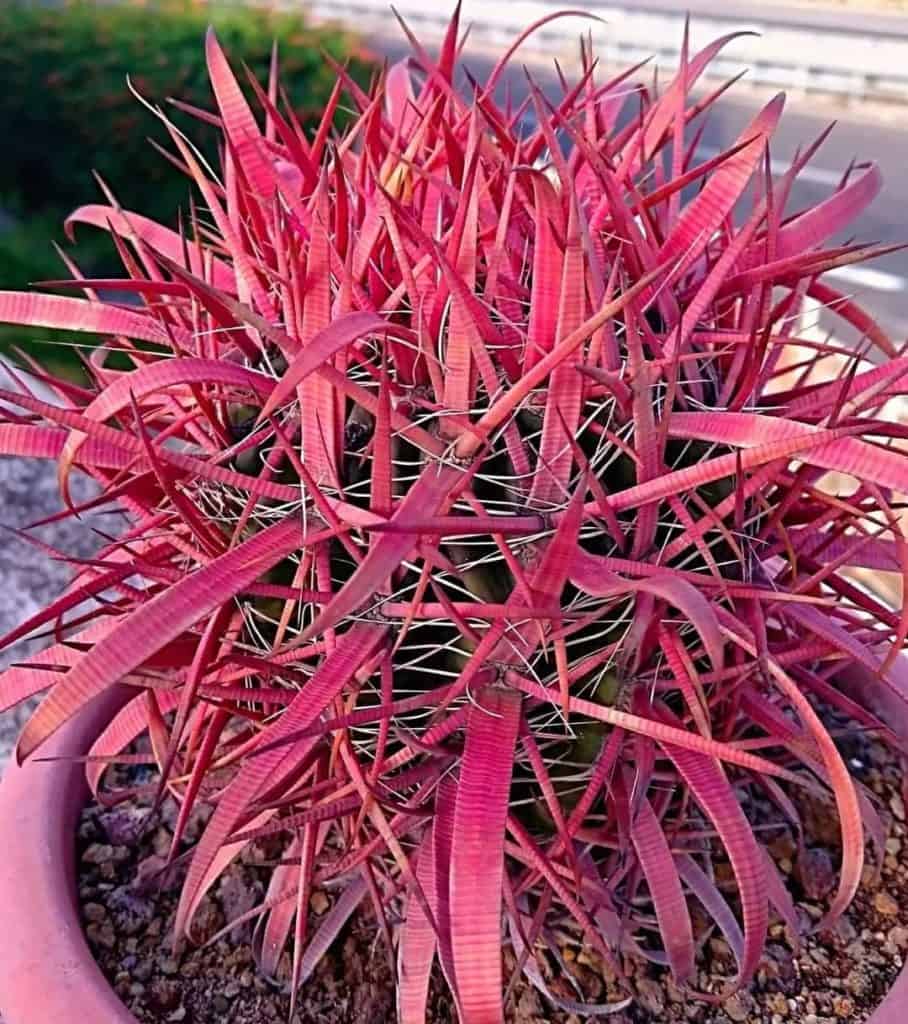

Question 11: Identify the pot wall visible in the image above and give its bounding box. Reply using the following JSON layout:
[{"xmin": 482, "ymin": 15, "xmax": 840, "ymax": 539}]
[{"xmin": 0, "ymin": 692, "xmax": 137, "ymax": 1024}]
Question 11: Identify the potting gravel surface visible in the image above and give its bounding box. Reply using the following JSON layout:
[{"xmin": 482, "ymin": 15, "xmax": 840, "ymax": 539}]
[{"xmin": 79, "ymin": 726, "xmax": 908, "ymax": 1024}]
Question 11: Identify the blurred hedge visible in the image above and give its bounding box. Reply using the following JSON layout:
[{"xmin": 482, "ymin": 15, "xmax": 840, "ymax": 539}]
[
  {"xmin": 0, "ymin": 0, "xmax": 369, "ymax": 226},
  {"xmin": 0, "ymin": 1, "xmax": 371, "ymax": 367}
]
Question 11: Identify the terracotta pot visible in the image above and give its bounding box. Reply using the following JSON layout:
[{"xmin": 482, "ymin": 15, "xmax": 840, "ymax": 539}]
[
  {"xmin": 0, "ymin": 680, "xmax": 907, "ymax": 1022},
  {"xmin": 0, "ymin": 692, "xmax": 137, "ymax": 1024}
]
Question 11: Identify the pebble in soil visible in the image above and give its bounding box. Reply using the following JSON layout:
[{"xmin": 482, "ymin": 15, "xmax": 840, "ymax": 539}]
[{"xmin": 80, "ymin": 731, "xmax": 908, "ymax": 1023}]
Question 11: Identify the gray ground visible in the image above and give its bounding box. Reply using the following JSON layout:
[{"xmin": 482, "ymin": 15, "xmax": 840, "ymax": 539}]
[{"xmin": 0, "ymin": 458, "xmax": 98, "ymax": 768}]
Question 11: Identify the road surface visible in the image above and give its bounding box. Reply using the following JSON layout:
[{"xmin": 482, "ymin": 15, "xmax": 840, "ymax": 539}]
[
  {"xmin": 370, "ymin": 34, "xmax": 908, "ymax": 345},
  {"xmin": 695, "ymin": 92, "xmax": 908, "ymax": 342},
  {"xmin": 573, "ymin": 0, "xmax": 908, "ymax": 40}
]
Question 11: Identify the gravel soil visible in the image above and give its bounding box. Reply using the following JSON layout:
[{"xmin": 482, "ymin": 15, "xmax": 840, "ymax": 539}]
[{"xmin": 79, "ymin": 728, "xmax": 908, "ymax": 1024}]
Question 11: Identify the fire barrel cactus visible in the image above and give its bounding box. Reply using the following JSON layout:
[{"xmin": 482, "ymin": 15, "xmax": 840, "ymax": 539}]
[{"xmin": 1, "ymin": 8, "xmax": 907, "ymax": 1020}]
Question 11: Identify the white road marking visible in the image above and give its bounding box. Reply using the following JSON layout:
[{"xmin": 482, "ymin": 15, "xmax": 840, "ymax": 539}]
[
  {"xmin": 699, "ymin": 146, "xmax": 844, "ymax": 188},
  {"xmin": 823, "ymin": 264, "xmax": 906, "ymax": 293},
  {"xmin": 769, "ymin": 161, "xmax": 844, "ymax": 188},
  {"xmin": 699, "ymin": 148, "xmax": 907, "ymax": 296}
]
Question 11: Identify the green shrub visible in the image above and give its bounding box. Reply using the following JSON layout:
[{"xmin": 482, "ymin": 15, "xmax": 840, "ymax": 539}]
[
  {"xmin": 0, "ymin": 0, "xmax": 371, "ymax": 373},
  {"xmin": 0, "ymin": 196, "xmax": 90, "ymax": 374},
  {"xmin": 0, "ymin": 0, "xmax": 370, "ymax": 225}
]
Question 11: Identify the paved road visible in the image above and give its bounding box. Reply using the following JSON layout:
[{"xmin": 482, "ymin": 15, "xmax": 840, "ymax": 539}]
[
  {"xmin": 690, "ymin": 92, "xmax": 908, "ymax": 342},
  {"xmin": 371, "ymin": 34, "xmax": 908, "ymax": 345},
  {"xmin": 575, "ymin": 0, "xmax": 908, "ymax": 40}
]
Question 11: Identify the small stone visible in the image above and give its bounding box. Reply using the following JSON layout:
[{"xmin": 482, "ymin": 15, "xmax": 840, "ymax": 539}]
[
  {"xmin": 709, "ymin": 937, "xmax": 732, "ymax": 958},
  {"xmin": 875, "ymin": 890, "xmax": 899, "ymax": 917},
  {"xmin": 833, "ymin": 996, "xmax": 855, "ymax": 1019},
  {"xmin": 108, "ymin": 886, "xmax": 154, "ymax": 936},
  {"xmin": 82, "ymin": 843, "xmax": 113, "ymax": 865},
  {"xmin": 78, "ymin": 819, "xmax": 100, "ymax": 844},
  {"xmin": 723, "ymin": 995, "xmax": 748, "ymax": 1021},
  {"xmin": 635, "ymin": 977, "xmax": 665, "ymax": 1015},
  {"xmin": 665, "ymin": 976, "xmax": 685, "ymax": 1003},
  {"xmin": 769, "ymin": 832, "xmax": 797, "ymax": 861},
  {"xmin": 98, "ymin": 806, "xmax": 145, "ymax": 846},
  {"xmin": 83, "ymin": 902, "xmax": 107, "ymax": 923},
  {"xmin": 891, "ymin": 793, "xmax": 906, "ymax": 821},
  {"xmin": 133, "ymin": 854, "xmax": 170, "ymax": 891},
  {"xmin": 149, "ymin": 979, "xmax": 180, "ymax": 1011},
  {"xmin": 890, "ymin": 926, "xmax": 908, "ymax": 949},
  {"xmin": 160, "ymin": 957, "xmax": 180, "ymax": 976},
  {"xmin": 802, "ymin": 902, "xmax": 823, "ymax": 922},
  {"xmin": 834, "ymin": 916, "xmax": 858, "ymax": 944},
  {"xmin": 767, "ymin": 992, "xmax": 788, "ymax": 1016},
  {"xmin": 846, "ymin": 966, "xmax": 873, "ymax": 998},
  {"xmin": 796, "ymin": 847, "xmax": 835, "ymax": 900},
  {"xmin": 219, "ymin": 872, "xmax": 259, "ymax": 940},
  {"xmin": 85, "ymin": 921, "xmax": 116, "ymax": 950},
  {"xmin": 309, "ymin": 890, "xmax": 330, "ymax": 915},
  {"xmin": 189, "ymin": 896, "xmax": 223, "ymax": 944},
  {"xmin": 143, "ymin": 822, "xmax": 168, "ymax": 857},
  {"xmin": 167, "ymin": 1009, "xmax": 187, "ymax": 1023},
  {"xmin": 887, "ymin": 836, "xmax": 902, "ymax": 856},
  {"xmin": 796, "ymin": 792, "xmax": 841, "ymax": 846}
]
